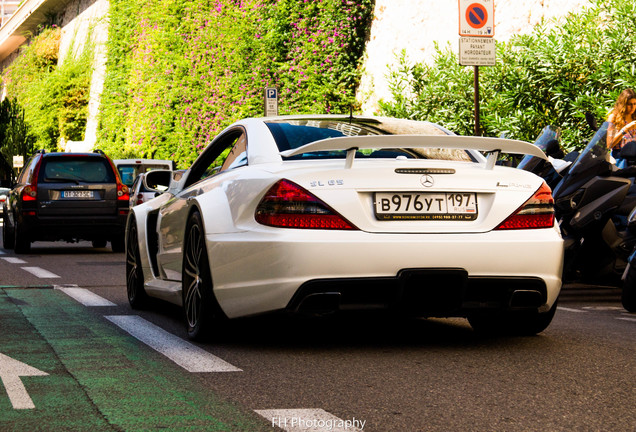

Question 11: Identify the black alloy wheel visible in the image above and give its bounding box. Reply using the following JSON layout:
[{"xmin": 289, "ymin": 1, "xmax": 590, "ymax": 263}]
[
  {"xmin": 3, "ymin": 214, "xmax": 14, "ymax": 249},
  {"xmin": 126, "ymin": 219, "xmax": 147, "ymax": 309},
  {"xmin": 111, "ymin": 236, "xmax": 125, "ymax": 253},
  {"xmin": 14, "ymin": 219, "xmax": 30, "ymax": 254},
  {"xmin": 468, "ymin": 300, "xmax": 558, "ymax": 336},
  {"xmin": 182, "ymin": 211, "xmax": 215, "ymax": 341},
  {"xmin": 92, "ymin": 239, "xmax": 108, "ymax": 248},
  {"xmin": 621, "ymin": 262, "xmax": 636, "ymax": 312}
]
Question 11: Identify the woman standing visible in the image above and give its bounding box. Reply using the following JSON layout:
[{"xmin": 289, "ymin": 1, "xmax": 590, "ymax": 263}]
[{"xmin": 607, "ymin": 88, "xmax": 636, "ymax": 166}]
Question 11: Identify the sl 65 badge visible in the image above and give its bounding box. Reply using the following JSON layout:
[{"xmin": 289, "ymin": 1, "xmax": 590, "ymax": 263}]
[{"xmin": 310, "ymin": 179, "xmax": 344, "ymax": 187}]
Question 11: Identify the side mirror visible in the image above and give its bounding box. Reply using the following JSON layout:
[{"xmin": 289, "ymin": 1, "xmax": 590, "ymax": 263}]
[{"xmin": 143, "ymin": 169, "xmax": 172, "ymax": 194}]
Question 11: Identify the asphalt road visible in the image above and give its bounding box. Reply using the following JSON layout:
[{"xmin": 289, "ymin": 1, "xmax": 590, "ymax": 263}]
[{"xmin": 0, "ymin": 237, "xmax": 634, "ymax": 432}]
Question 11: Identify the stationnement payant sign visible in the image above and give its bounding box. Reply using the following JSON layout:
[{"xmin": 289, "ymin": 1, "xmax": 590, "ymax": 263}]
[
  {"xmin": 458, "ymin": 37, "xmax": 496, "ymax": 66},
  {"xmin": 458, "ymin": 0, "xmax": 494, "ymax": 37},
  {"xmin": 13, "ymin": 155, "xmax": 23, "ymax": 169}
]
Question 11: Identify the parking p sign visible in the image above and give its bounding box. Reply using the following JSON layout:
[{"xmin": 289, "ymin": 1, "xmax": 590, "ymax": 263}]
[
  {"xmin": 264, "ymin": 87, "xmax": 278, "ymax": 117},
  {"xmin": 459, "ymin": 0, "xmax": 494, "ymax": 37}
]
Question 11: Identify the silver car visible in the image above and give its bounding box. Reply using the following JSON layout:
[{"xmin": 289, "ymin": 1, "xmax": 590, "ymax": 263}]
[{"xmin": 0, "ymin": 187, "xmax": 10, "ymax": 219}]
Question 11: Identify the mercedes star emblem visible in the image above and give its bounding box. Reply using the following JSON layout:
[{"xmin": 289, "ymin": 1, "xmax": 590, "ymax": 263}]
[{"xmin": 420, "ymin": 174, "xmax": 434, "ymax": 187}]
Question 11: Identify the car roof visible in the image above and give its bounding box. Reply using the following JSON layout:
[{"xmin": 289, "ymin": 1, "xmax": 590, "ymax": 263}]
[
  {"xmin": 39, "ymin": 152, "xmax": 109, "ymax": 158},
  {"xmin": 234, "ymin": 115, "xmax": 451, "ymax": 134},
  {"xmin": 211, "ymin": 115, "xmax": 478, "ymax": 166},
  {"xmin": 114, "ymin": 159, "xmax": 173, "ymax": 165}
]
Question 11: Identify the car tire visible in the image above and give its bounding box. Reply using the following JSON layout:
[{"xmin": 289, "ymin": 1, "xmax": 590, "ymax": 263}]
[
  {"xmin": 14, "ymin": 219, "xmax": 30, "ymax": 254},
  {"xmin": 182, "ymin": 211, "xmax": 216, "ymax": 341},
  {"xmin": 126, "ymin": 219, "xmax": 148, "ymax": 309},
  {"xmin": 92, "ymin": 239, "xmax": 107, "ymax": 248},
  {"xmin": 468, "ymin": 301, "xmax": 558, "ymax": 336},
  {"xmin": 621, "ymin": 263, "xmax": 636, "ymax": 312},
  {"xmin": 111, "ymin": 236, "xmax": 125, "ymax": 253},
  {"xmin": 3, "ymin": 214, "xmax": 14, "ymax": 249}
]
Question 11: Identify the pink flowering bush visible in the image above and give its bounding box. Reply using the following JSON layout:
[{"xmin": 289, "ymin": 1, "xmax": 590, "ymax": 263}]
[{"xmin": 98, "ymin": 0, "xmax": 373, "ymax": 166}]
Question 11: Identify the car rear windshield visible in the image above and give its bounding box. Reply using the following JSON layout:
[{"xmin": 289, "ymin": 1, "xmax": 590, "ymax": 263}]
[
  {"xmin": 118, "ymin": 164, "xmax": 172, "ymax": 186},
  {"xmin": 41, "ymin": 157, "xmax": 116, "ymax": 184},
  {"xmin": 266, "ymin": 119, "xmax": 473, "ymax": 162}
]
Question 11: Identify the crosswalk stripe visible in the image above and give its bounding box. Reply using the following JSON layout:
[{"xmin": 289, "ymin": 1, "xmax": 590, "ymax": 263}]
[
  {"xmin": 557, "ymin": 306, "xmax": 587, "ymax": 313},
  {"xmin": 55, "ymin": 286, "xmax": 116, "ymax": 306},
  {"xmin": 21, "ymin": 267, "xmax": 60, "ymax": 278},
  {"xmin": 105, "ymin": 315, "xmax": 242, "ymax": 373},
  {"xmin": 2, "ymin": 257, "xmax": 26, "ymax": 264}
]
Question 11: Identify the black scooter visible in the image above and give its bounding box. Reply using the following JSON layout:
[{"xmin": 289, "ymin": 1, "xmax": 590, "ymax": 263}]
[{"xmin": 521, "ymin": 122, "xmax": 636, "ymax": 287}]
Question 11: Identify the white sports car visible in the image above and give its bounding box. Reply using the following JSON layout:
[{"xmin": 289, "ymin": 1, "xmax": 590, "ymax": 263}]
[{"xmin": 126, "ymin": 115, "xmax": 563, "ymax": 340}]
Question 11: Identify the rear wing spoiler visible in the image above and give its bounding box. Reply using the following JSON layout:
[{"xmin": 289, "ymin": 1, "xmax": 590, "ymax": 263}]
[{"xmin": 279, "ymin": 135, "xmax": 547, "ymax": 170}]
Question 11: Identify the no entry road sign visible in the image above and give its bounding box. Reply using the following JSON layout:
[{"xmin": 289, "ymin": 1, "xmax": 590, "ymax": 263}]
[{"xmin": 459, "ymin": 0, "xmax": 494, "ymax": 37}]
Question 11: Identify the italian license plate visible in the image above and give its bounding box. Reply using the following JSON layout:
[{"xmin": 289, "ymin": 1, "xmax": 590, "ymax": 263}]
[
  {"xmin": 374, "ymin": 192, "xmax": 478, "ymax": 220},
  {"xmin": 62, "ymin": 190, "xmax": 94, "ymax": 199}
]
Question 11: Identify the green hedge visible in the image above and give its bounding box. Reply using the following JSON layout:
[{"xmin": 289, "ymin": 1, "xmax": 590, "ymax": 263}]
[
  {"xmin": 98, "ymin": 0, "xmax": 374, "ymax": 167},
  {"xmin": 379, "ymin": 0, "xmax": 636, "ymax": 152}
]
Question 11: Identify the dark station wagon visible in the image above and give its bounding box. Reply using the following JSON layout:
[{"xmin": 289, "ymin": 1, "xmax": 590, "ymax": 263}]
[{"xmin": 2, "ymin": 150, "xmax": 130, "ymax": 253}]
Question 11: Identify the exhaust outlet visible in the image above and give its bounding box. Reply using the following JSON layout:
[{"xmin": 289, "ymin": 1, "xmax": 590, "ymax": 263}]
[{"xmin": 510, "ymin": 290, "xmax": 544, "ymax": 308}]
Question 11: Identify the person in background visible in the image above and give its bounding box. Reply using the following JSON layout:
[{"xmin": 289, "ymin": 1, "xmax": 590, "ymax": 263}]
[{"xmin": 607, "ymin": 88, "xmax": 636, "ymax": 167}]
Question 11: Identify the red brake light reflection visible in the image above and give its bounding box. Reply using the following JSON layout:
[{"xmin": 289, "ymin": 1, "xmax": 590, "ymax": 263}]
[
  {"xmin": 255, "ymin": 180, "xmax": 357, "ymax": 230},
  {"xmin": 495, "ymin": 182, "xmax": 555, "ymax": 230}
]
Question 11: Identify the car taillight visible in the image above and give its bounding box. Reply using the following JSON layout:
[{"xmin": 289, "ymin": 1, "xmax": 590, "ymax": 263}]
[
  {"xmin": 495, "ymin": 182, "xmax": 555, "ymax": 230},
  {"xmin": 105, "ymin": 155, "xmax": 130, "ymax": 202},
  {"xmin": 255, "ymin": 179, "xmax": 358, "ymax": 230},
  {"xmin": 136, "ymin": 194, "xmax": 144, "ymax": 205},
  {"xmin": 117, "ymin": 182, "xmax": 129, "ymax": 201},
  {"xmin": 21, "ymin": 185, "xmax": 37, "ymax": 201},
  {"xmin": 21, "ymin": 157, "xmax": 42, "ymax": 201}
]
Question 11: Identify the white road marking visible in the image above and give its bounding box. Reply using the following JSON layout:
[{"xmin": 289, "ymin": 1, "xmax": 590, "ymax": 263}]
[
  {"xmin": 21, "ymin": 267, "xmax": 60, "ymax": 278},
  {"xmin": 105, "ymin": 315, "xmax": 241, "ymax": 373},
  {"xmin": 617, "ymin": 317, "xmax": 636, "ymax": 322},
  {"xmin": 55, "ymin": 286, "xmax": 116, "ymax": 307},
  {"xmin": 255, "ymin": 408, "xmax": 366, "ymax": 432},
  {"xmin": 2, "ymin": 257, "xmax": 26, "ymax": 264},
  {"xmin": 582, "ymin": 306, "xmax": 623, "ymax": 311},
  {"xmin": 557, "ymin": 306, "xmax": 587, "ymax": 313},
  {"xmin": 0, "ymin": 353, "xmax": 48, "ymax": 410}
]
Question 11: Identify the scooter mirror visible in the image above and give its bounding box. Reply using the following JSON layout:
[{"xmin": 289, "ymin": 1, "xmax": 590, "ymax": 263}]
[{"xmin": 544, "ymin": 139, "xmax": 564, "ymax": 159}]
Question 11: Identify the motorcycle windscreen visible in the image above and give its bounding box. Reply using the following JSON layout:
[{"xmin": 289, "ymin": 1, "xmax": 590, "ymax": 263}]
[{"xmin": 553, "ymin": 122, "xmax": 613, "ymax": 199}]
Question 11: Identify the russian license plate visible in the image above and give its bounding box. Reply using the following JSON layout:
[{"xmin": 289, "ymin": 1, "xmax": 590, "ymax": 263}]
[
  {"xmin": 374, "ymin": 192, "xmax": 478, "ymax": 220},
  {"xmin": 62, "ymin": 190, "xmax": 94, "ymax": 199}
]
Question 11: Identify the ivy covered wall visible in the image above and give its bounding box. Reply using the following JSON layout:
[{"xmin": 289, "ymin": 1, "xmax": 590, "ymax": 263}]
[
  {"xmin": 1, "ymin": 26, "xmax": 93, "ymax": 152},
  {"xmin": 98, "ymin": 0, "xmax": 375, "ymax": 167}
]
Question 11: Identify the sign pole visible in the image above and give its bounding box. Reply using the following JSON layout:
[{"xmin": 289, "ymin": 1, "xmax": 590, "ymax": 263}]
[
  {"xmin": 474, "ymin": 66, "xmax": 480, "ymax": 136},
  {"xmin": 458, "ymin": 0, "xmax": 494, "ymax": 137}
]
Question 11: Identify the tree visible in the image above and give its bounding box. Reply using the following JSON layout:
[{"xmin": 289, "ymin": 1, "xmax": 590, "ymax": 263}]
[{"xmin": 0, "ymin": 98, "xmax": 35, "ymax": 184}]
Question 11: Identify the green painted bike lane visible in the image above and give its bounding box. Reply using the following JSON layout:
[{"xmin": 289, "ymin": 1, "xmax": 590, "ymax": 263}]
[{"xmin": 0, "ymin": 288, "xmax": 273, "ymax": 431}]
